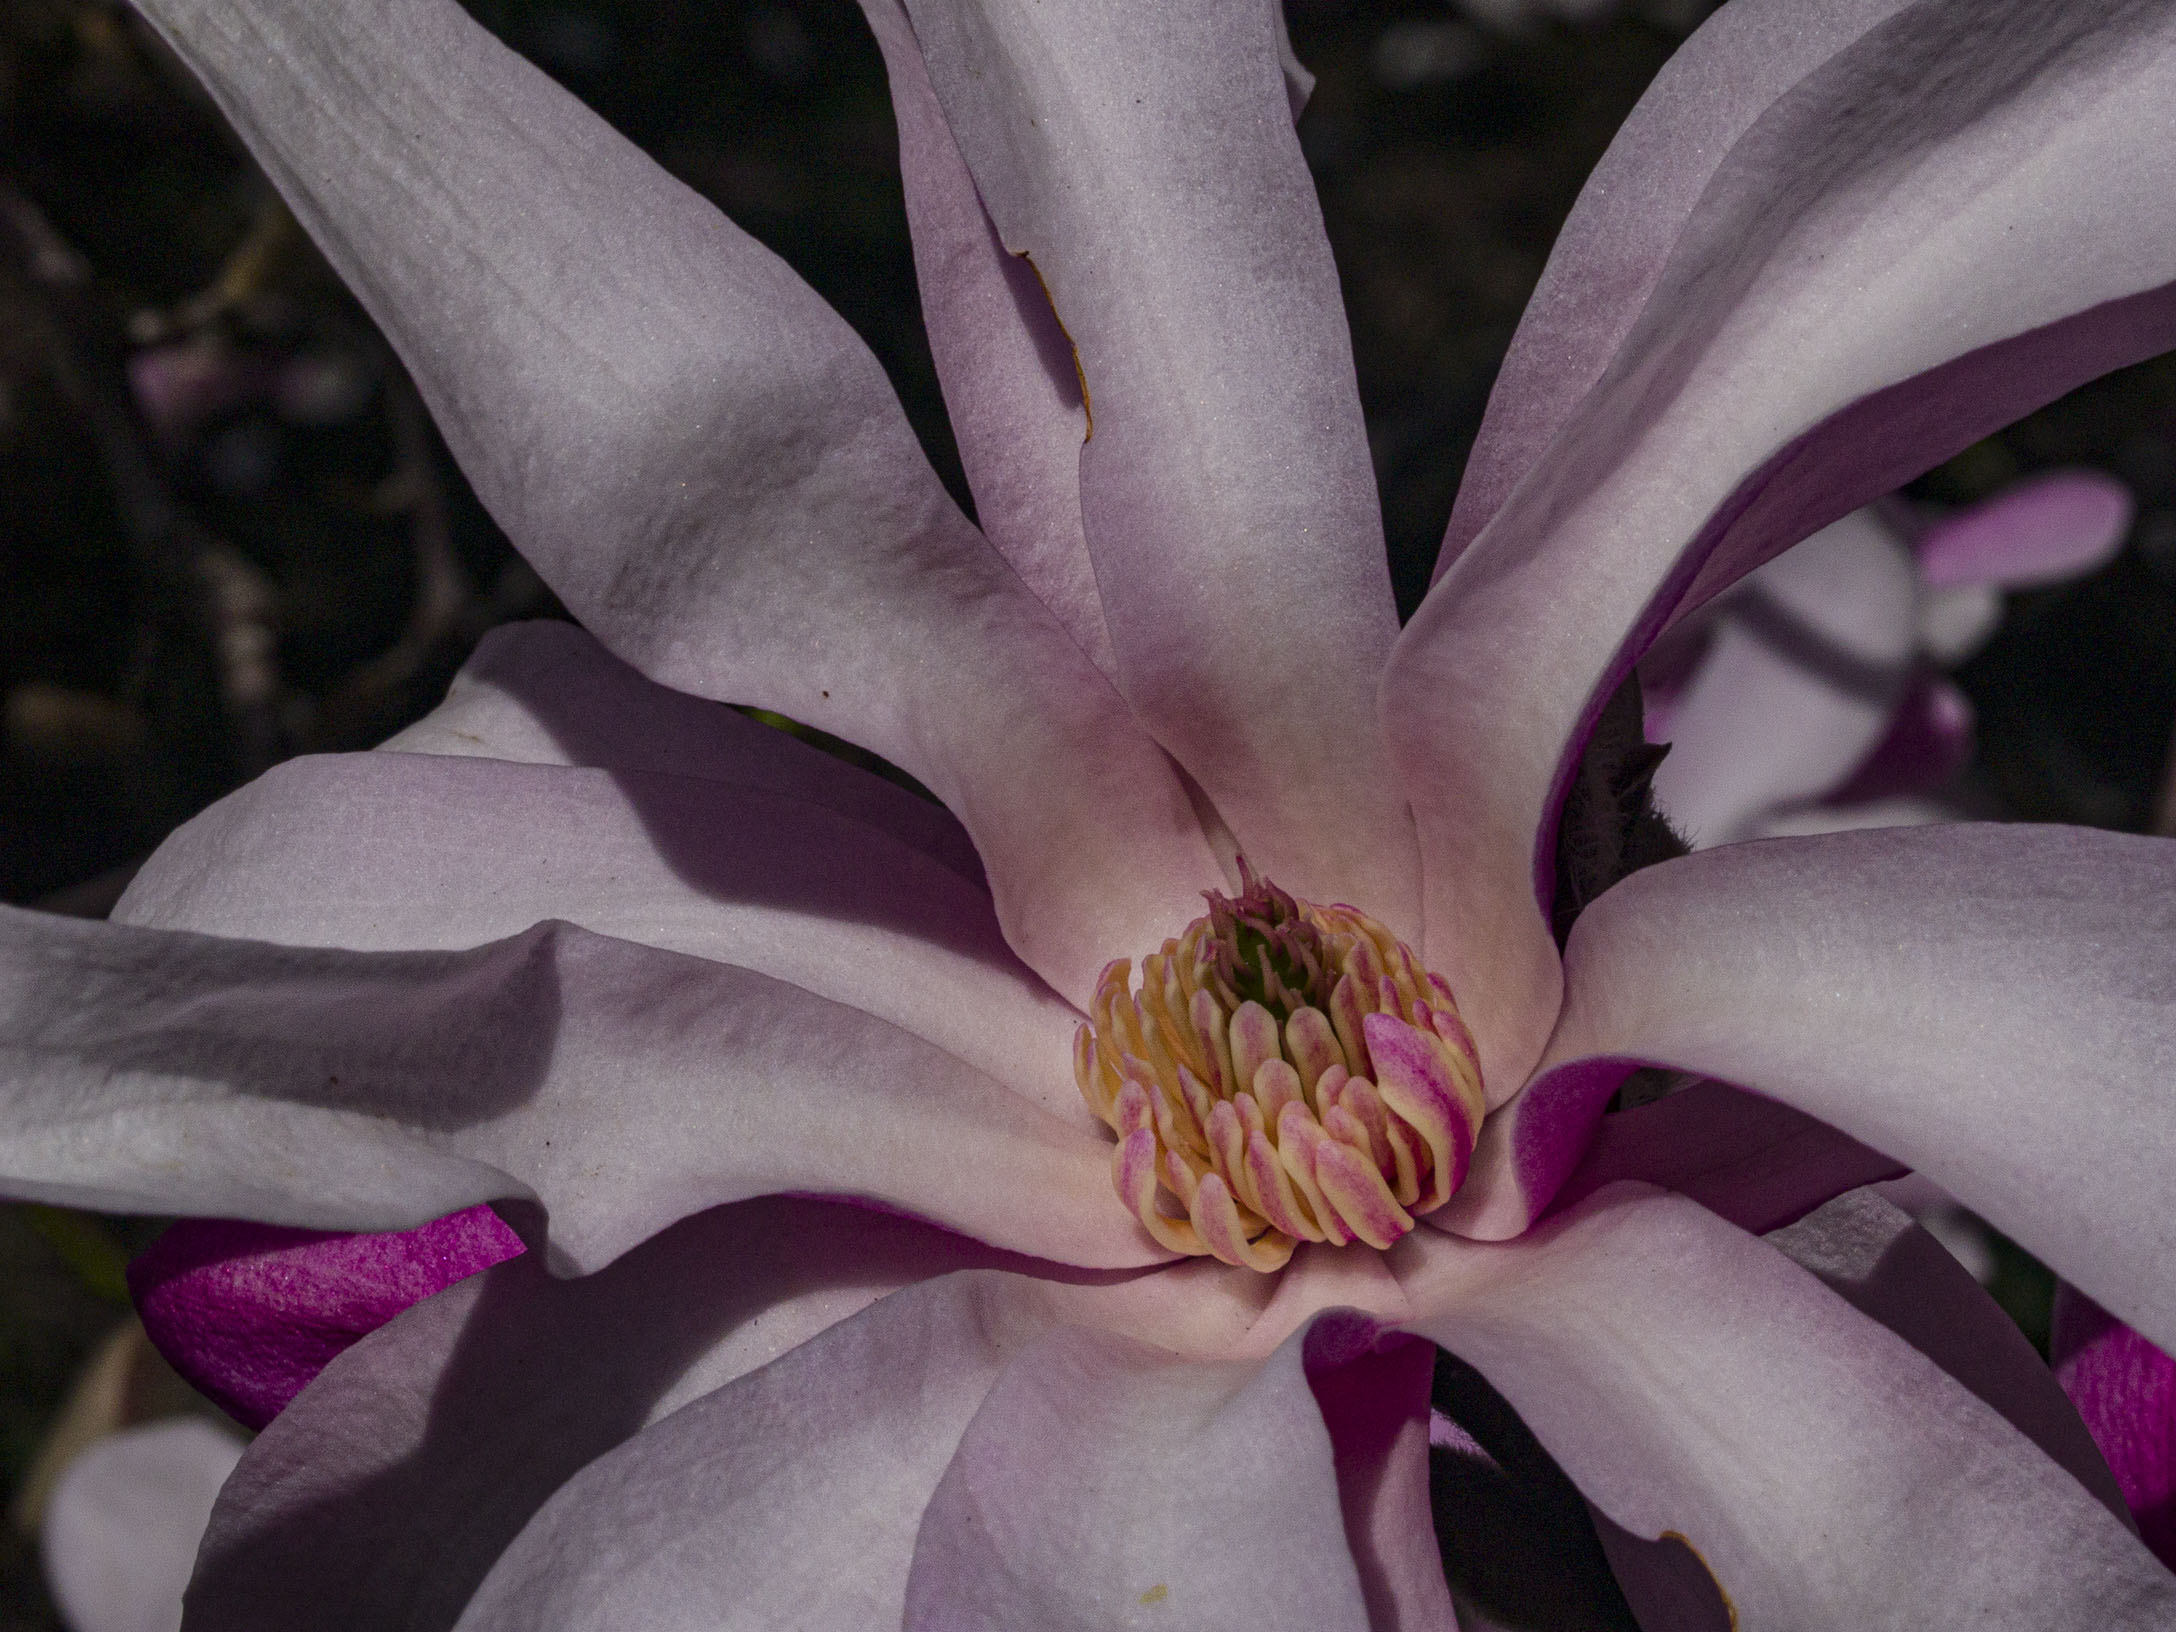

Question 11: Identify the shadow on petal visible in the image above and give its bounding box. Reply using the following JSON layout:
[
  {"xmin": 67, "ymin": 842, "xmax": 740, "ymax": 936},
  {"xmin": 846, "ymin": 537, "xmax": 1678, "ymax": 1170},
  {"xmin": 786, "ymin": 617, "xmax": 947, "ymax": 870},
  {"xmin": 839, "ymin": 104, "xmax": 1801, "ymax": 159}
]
[{"xmin": 1428, "ymin": 1353, "xmax": 1655, "ymax": 1632}]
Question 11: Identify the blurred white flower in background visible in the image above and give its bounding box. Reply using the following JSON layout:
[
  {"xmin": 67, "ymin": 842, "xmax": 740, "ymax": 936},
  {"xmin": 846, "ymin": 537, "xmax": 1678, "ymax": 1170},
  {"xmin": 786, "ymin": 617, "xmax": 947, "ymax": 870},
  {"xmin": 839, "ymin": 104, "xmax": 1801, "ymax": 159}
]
[
  {"xmin": 1643, "ymin": 470, "xmax": 2134, "ymax": 849},
  {"xmin": 42, "ymin": 1419, "xmax": 243, "ymax": 1632},
  {"xmin": 15, "ymin": 1320, "xmax": 246, "ymax": 1632}
]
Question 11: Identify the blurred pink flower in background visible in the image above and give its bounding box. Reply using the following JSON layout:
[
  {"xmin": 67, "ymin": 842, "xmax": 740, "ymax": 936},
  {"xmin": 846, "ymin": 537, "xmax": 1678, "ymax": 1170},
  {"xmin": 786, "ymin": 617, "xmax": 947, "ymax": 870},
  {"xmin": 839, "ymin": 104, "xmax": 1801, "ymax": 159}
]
[{"xmin": 1643, "ymin": 470, "xmax": 2134, "ymax": 847}]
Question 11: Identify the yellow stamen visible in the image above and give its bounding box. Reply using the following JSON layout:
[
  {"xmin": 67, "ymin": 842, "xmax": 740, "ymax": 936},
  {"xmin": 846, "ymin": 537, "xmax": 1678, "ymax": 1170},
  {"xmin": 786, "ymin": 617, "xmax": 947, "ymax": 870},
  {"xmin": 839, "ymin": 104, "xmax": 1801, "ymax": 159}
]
[{"xmin": 1076, "ymin": 863, "xmax": 1483, "ymax": 1272}]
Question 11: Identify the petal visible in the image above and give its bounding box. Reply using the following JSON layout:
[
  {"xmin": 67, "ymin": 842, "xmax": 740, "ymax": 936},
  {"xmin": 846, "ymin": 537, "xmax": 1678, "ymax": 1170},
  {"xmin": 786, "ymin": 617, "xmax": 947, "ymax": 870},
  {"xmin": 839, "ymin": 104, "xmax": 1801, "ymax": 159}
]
[
  {"xmin": 1401, "ymin": 1186, "xmax": 2176, "ymax": 1630},
  {"xmin": 1434, "ymin": 0, "xmax": 1925, "ymax": 578},
  {"xmin": 41, "ymin": 1418, "xmax": 245, "ymax": 1632},
  {"xmin": 1767, "ymin": 1188, "xmax": 2129, "ymax": 1525},
  {"xmin": 899, "ymin": 0, "xmax": 1417, "ymax": 925},
  {"xmin": 857, "ymin": 0, "xmax": 1112, "ymax": 678},
  {"xmin": 0, "ymin": 906, "xmax": 1155, "ymax": 1270},
  {"xmin": 1302, "ymin": 1317, "xmax": 1458, "ymax": 1632},
  {"xmin": 451, "ymin": 1269, "xmax": 1062, "ymax": 1631},
  {"xmin": 379, "ymin": 620, "xmax": 986, "ymax": 887},
  {"xmin": 1461, "ymin": 824, "xmax": 2176, "ymax": 1358},
  {"xmin": 130, "ymin": 0, "xmax": 1221, "ymax": 1001},
  {"xmin": 1917, "ymin": 468, "xmax": 2135, "ymax": 589},
  {"xmin": 186, "ymin": 1198, "xmax": 1041, "ymax": 1632},
  {"xmin": 2054, "ymin": 1286, "xmax": 2176, "ymax": 1567},
  {"xmin": 1387, "ymin": 1, "xmax": 2176, "ymax": 1086},
  {"xmin": 901, "ymin": 1318, "xmax": 1378, "ymax": 1632},
  {"xmin": 128, "ymin": 1206, "xmax": 524, "ymax": 1431},
  {"xmin": 115, "ymin": 749, "xmax": 1085, "ymax": 1124},
  {"xmin": 1542, "ymin": 1079, "xmax": 1904, "ymax": 1235},
  {"xmin": 1649, "ymin": 508, "xmax": 1918, "ymax": 847}
]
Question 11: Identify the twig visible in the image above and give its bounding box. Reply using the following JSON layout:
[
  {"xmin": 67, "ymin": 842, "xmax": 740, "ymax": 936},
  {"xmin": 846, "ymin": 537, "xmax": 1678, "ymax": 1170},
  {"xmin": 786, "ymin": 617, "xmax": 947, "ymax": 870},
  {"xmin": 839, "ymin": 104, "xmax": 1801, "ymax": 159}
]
[{"xmin": 0, "ymin": 180, "xmax": 290, "ymax": 777}]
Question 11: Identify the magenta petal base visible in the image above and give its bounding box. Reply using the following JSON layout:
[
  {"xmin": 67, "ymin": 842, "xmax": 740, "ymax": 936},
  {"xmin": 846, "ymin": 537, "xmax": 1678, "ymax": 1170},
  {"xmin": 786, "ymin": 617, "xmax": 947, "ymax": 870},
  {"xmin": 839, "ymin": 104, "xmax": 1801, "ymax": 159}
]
[
  {"xmin": 2053, "ymin": 1284, "xmax": 2176, "ymax": 1568},
  {"xmin": 129, "ymin": 1206, "xmax": 526, "ymax": 1429}
]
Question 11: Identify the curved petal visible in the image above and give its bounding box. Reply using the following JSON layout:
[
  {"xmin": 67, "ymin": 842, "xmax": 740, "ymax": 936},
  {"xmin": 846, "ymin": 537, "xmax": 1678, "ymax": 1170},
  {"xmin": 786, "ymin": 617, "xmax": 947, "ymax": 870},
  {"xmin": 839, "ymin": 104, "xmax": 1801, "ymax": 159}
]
[
  {"xmin": 1434, "ymin": 0, "xmax": 1922, "ymax": 577},
  {"xmin": 378, "ymin": 620, "xmax": 987, "ymax": 887},
  {"xmin": 0, "ymin": 906, "xmax": 1157, "ymax": 1271},
  {"xmin": 114, "ymin": 751, "xmax": 1086, "ymax": 1123},
  {"xmin": 185, "ymin": 1199, "xmax": 1059, "ymax": 1632},
  {"xmin": 857, "ymin": 0, "xmax": 1111, "ymax": 679},
  {"xmin": 1301, "ymin": 1319, "xmax": 1456, "ymax": 1632},
  {"xmin": 450, "ymin": 1270, "xmax": 1059, "ymax": 1631},
  {"xmin": 42, "ymin": 1419, "xmax": 245, "ymax": 1632},
  {"xmin": 1767, "ymin": 1188, "xmax": 2129, "ymax": 1524},
  {"xmin": 901, "ymin": 1320, "xmax": 1377, "ymax": 1632},
  {"xmin": 129, "ymin": 1206, "xmax": 524, "ymax": 1431},
  {"xmin": 1917, "ymin": 467, "xmax": 2134, "ymax": 588},
  {"xmin": 1400, "ymin": 1186, "xmax": 2176, "ymax": 1630},
  {"xmin": 2054, "ymin": 1286, "xmax": 2176, "ymax": 1567},
  {"xmin": 1650, "ymin": 508, "xmax": 1918, "ymax": 847},
  {"xmin": 898, "ymin": 0, "xmax": 1417, "ymax": 926},
  {"xmin": 1542, "ymin": 1079, "xmax": 1904, "ymax": 1235},
  {"xmin": 1387, "ymin": 1, "xmax": 2176, "ymax": 1087},
  {"xmin": 128, "ymin": 0, "xmax": 1222, "ymax": 1002},
  {"xmin": 1462, "ymin": 824, "xmax": 2176, "ymax": 1359}
]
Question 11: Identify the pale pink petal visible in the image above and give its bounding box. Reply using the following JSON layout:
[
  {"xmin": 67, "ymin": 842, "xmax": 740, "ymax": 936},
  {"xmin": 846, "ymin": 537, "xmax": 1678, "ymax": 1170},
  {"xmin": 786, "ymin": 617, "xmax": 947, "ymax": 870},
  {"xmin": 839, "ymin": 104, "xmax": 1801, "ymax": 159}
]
[
  {"xmin": 115, "ymin": 751, "xmax": 1085, "ymax": 1124},
  {"xmin": 902, "ymin": 1317, "xmax": 1380, "ymax": 1632},
  {"xmin": 1542, "ymin": 1079, "xmax": 1903, "ymax": 1234},
  {"xmin": 0, "ymin": 906, "xmax": 1156, "ymax": 1271},
  {"xmin": 1401, "ymin": 1187, "xmax": 2176, "ymax": 1629},
  {"xmin": 130, "ymin": 0, "xmax": 1221, "ymax": 1002},
  {"xmin": 1767, "ymin": 1188, "xmax": 2129, "ymax": 1525},
  {"xmin": 1651, "ymin": 508, "xmax": 1918, "ymax": 846},
  {"xmin": 379, "ymin": 620, "xmax": 985, "ymax": 886},
  {"xmin": 128, "ymin": 1206, "xmax": 523, "ymax": 1430},
  {"xmin": 1917, "ymin": 468, "xmax": 2135, "ymax": 589},
  {"xmin": 1388, "ymin": 3, "xmax": 2176, "ymax": 1088},
  {"xmin": 1436, "ymin": 0, "xmax": 1923, "ymax": 577},
  {"xmin": 41, "ymin": 1419, "xmax": 245, "ymax": 1632},
  {"xmin": 186, "ymin": 1199, "xmax": 1052, "ymax": 1632},
  {"xmin": 899, "ymin": 0, "xmax": 1418, "ymax": 927},
  {"xmin": 1460, "ymin": 825, "xmax": 2176, "ymax": 1360},
  {"xmin": 2054, "ymin": 1286, "xmax": 2176, "ymax": 1568},
  {"xmin": 451, "ymin": 1271, "xmax": 1060, "ymax": 1631},
  {"xmin": 857, "ymin": 0, "xmax": 1111, "ymax": 678}
]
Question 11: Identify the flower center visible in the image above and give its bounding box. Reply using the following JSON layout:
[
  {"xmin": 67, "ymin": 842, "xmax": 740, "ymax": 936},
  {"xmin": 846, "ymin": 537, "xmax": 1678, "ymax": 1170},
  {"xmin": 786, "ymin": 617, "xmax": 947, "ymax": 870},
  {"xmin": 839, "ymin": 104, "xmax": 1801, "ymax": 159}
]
[{"xmin": 1074, "ymin": 863, "xmax": 1485, "ymax": 1272}]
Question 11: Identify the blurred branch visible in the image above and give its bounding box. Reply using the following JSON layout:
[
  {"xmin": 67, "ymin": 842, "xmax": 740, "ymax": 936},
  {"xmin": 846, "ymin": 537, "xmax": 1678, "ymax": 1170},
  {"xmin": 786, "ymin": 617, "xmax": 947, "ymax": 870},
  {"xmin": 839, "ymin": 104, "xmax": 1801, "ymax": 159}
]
[
  {"xmin": 0, "ymin": 180, "xmax": 289, "ymax": 778},
  {"xmin": 312, "ymin": 358, "xmax": 475, "ymax": 742}
]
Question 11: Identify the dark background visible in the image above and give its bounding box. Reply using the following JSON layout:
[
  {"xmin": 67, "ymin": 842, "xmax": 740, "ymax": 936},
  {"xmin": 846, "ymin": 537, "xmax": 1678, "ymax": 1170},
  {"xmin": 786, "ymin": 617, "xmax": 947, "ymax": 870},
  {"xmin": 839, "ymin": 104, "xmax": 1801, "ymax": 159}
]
[{"xmin": 5, "ymin": 1, "xmax": 2175, "ymax": 1624}]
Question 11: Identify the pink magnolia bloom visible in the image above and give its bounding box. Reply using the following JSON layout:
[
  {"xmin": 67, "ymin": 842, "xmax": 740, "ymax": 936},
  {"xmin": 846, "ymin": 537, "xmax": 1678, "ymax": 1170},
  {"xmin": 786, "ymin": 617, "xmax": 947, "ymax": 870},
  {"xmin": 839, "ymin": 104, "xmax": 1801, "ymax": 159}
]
[
  {"xmin": 1643, "ymin": 470, "xmax": 2133, "ymax": 846},
  {"xmin": 8, "ymin": 0, "xmax": 2176, "ymax": 1625}
]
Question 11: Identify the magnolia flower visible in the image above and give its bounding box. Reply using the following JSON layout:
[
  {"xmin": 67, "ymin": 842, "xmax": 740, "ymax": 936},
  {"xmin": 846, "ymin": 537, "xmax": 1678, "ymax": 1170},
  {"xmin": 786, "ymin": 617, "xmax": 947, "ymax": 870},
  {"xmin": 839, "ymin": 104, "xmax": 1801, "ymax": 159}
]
[
  {"xmin": 8, "ymin": 0, "xmax": 2176, "ymax": 1626},
  {"xmin": 1643, "ymin": 470, "xmax": 2133, "ymax": 847},
  {"xmin": 43, "ymin": 1418, "xmax": 245, "ymax": 1632}
]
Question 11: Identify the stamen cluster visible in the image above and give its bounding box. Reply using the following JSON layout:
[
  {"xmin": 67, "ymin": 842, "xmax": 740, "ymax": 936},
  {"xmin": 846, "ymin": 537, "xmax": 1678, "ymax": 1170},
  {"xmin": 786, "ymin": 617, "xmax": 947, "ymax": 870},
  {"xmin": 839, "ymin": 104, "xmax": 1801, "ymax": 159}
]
[{"xmin": 1074, "ymin": 866, "xmax": 1485, "ymax": 1272}]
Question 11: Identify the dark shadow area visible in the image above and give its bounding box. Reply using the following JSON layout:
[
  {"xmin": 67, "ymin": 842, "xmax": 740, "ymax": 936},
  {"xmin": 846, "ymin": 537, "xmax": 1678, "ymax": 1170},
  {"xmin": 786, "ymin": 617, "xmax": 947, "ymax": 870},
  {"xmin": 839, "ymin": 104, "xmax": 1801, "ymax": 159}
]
[{"xmin": 1428, "ymin": 1351, "xmax": 1643, "ymax": 1631}]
